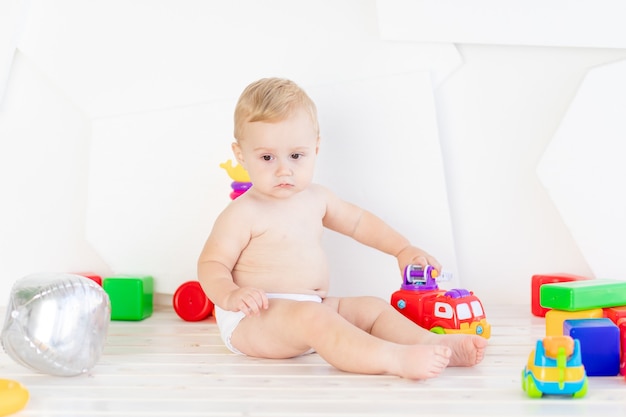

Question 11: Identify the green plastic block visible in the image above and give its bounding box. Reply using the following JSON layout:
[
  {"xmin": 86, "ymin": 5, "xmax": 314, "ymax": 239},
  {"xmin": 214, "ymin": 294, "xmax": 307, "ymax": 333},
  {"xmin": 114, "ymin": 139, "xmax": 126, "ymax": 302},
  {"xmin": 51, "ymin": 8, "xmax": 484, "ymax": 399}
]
[
  {"xmin": 103, "ymin": 275, "xmax": 154, "ymax": 320},
  {"xmin": 540, "ymin": 279, "xmax": 626, "ymax": 311}
]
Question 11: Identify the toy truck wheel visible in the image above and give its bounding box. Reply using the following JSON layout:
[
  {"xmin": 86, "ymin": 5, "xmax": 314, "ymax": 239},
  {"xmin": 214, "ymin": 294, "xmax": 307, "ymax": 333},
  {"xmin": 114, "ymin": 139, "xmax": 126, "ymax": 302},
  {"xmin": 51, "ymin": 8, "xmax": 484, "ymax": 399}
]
[
  {"xmin": 430, "ymin": 326, "xmax": 445, "ymax": 334},
  {"xmin": 573, "ymin": 379, "xmax": 588, "ymax": 398},
  {"xmin": 523, "ymin": 373, "xmax": 543, "ymax": 398}
]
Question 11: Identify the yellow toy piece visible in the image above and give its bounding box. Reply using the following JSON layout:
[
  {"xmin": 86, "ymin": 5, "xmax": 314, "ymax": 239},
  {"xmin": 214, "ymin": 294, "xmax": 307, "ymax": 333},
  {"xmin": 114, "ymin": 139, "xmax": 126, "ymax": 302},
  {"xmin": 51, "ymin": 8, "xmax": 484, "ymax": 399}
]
[
  {"xmin": 220, "ymin": 159, "xmax": 250, "ymax": 183},
  {"xmin": 0, "ymin": 379, "xmax": 29, "ymax": 416}
]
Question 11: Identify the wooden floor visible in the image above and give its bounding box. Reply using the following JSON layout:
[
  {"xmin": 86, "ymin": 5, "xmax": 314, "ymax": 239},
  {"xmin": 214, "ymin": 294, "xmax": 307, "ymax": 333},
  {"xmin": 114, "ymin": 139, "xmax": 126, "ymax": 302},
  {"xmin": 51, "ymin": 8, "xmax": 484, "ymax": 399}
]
[{"xmin": 1, "ymin": 303, "xmax": 625, "ymax": 417}]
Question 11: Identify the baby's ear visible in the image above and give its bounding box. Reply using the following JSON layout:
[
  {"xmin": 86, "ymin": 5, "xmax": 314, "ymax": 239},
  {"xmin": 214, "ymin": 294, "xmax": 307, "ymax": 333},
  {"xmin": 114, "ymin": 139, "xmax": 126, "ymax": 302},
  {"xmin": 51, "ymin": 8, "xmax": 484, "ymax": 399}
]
[
  {"xmin": 231, "ymin": 142, "xmax": 245, "ymax": 166},
  {"xmin": 315, "ymin": 136, "xmax": 320, "ymax": 155}
]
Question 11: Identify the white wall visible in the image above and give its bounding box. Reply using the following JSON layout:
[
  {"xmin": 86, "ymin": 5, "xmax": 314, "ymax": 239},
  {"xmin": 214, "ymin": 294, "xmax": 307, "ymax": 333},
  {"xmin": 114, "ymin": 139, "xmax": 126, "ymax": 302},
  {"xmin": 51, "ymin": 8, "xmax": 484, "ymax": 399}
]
[
  {"xmin": 1, "ymin": 0, "xmax": 626, "ymax": 308},
  {"xmin": 434, "ymin": 45, "xmax": 626, "ymax": 303}
]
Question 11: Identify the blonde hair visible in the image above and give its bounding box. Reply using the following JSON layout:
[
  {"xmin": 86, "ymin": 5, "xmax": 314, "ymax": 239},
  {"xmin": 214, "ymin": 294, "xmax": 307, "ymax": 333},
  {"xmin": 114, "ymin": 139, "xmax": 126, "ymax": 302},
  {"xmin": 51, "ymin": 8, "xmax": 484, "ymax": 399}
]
[{"xmin": 234, "ymin": 78, "xmax": 319, "ymax": 141}]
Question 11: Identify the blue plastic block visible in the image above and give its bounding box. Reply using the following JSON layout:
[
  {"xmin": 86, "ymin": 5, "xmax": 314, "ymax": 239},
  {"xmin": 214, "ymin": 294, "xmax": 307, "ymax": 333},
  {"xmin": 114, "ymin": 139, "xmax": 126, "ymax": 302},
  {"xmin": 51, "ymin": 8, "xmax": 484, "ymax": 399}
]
[{"xmin": 564, "ymin": 318, "xmax": 620, "ymax": 376}]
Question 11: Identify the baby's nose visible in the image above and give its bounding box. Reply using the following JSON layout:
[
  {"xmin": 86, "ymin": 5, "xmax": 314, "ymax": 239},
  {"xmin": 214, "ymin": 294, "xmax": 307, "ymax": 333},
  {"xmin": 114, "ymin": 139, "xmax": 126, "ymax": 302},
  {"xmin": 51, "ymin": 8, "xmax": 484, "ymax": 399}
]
[{"xmin": 275, "ymin": 160, "xmax": 292, "ymax": 176}]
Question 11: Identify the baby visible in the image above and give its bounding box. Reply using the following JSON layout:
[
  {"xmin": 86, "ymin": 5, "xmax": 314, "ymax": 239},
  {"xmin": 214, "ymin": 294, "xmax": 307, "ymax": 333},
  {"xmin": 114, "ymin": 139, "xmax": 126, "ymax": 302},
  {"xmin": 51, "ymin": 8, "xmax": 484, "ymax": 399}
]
[{"xmin": 197, "ymin": 77, "xmax": 487, "ymax": 379}]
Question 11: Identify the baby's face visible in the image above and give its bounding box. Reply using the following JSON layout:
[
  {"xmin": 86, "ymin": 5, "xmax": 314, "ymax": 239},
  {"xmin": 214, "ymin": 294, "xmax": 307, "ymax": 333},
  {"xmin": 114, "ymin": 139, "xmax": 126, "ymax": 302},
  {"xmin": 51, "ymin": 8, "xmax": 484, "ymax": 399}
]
[{"xmin": 234, "ymin": 107, "xmax": 319, "ymax": 200}]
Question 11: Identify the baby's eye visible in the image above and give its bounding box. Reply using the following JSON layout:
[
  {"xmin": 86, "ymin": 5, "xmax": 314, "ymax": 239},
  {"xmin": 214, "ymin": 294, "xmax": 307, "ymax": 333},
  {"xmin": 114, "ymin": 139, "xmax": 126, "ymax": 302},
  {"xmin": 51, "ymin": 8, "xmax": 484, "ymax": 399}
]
[
  {"xmin": 291, "ymin": 153, "xmax": 303, "ymax": 160},
  {"xmin": 262, "ymin": 155, "xmax": 274, "ymax": 161}
]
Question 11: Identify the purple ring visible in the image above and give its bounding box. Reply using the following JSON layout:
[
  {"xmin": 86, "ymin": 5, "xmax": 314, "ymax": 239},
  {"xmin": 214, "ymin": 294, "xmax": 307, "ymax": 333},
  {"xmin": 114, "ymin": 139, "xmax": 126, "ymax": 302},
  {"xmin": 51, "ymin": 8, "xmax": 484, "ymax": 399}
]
[{"xmin": 232, "ymin": 181, "xmax": 252, "ymax": 192}]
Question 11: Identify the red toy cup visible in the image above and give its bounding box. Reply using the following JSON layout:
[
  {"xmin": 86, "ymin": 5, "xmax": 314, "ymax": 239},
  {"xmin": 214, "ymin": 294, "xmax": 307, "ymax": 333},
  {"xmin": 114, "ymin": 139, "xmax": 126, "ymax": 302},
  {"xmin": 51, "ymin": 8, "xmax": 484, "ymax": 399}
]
[{"xmin": 173, "ymin": 281, "xmax": 214, "ymax": 321}]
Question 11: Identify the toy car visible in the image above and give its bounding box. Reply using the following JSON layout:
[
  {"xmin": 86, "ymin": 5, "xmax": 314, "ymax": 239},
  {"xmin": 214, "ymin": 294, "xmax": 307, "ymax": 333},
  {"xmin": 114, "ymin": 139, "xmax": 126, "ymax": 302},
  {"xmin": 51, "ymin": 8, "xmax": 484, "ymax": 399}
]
[
  {"xmin": 391, "ymin": 265, "xmax": 490, "ymax": 338},
  {"xmin": 522, "ymin": 335, "xmax": 588, "ymax": 398}
]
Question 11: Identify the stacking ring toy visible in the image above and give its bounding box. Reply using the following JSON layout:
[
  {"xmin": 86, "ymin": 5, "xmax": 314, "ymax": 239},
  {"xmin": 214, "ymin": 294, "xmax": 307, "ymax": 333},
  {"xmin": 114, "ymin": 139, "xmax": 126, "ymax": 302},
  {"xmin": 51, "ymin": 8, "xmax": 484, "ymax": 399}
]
[{"xmin": 0, "ymin": 379, "xmax": 29, "ymax": 416}]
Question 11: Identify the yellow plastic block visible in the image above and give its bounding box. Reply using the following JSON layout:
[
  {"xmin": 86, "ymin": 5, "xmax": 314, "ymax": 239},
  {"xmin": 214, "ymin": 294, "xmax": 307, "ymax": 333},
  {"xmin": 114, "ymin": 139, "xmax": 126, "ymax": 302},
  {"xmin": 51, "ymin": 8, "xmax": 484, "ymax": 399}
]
[{"xmin": 545, "ymin": 308, "xmax": 603, "ymax": 336}]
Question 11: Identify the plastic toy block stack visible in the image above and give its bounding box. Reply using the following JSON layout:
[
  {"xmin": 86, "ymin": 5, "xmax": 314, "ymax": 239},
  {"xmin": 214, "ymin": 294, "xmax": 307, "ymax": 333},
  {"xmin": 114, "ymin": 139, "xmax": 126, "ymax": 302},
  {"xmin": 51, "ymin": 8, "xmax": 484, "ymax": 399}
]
[
  {"xmin": 531, "ymin": 273, "xmax": 590, "ymax": 317},
  {"xmin": 103, "ymin": 275, "xmax": 154, "ymax": 321},
  {"xmin": 540, "ymin": 279, "xmax": 626, "ymax": 377}
]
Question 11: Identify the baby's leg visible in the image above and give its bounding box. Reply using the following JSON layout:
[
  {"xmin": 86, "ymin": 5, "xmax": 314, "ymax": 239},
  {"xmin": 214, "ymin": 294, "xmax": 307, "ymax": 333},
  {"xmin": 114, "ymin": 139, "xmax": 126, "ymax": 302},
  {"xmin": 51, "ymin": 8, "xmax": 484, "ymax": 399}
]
[
  {"xmin": 230, "ymin": 298, "xmax": 451, "ymax": 380},
  {"xmin": 332, "ymin": 296, "xmax": 488, "ymax": 367}
]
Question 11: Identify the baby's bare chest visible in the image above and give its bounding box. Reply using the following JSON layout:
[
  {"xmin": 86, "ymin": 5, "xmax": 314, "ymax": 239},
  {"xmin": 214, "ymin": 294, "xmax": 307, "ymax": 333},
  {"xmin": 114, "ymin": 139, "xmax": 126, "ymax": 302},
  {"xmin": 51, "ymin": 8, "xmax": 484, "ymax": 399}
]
[
  {"xmin": 253, "ymin": 212, "xmax": 323, "ymax": 245},
  {"xmin": 250, "ymin": 196, "xmax": 325, "ymax": 240},
  {"xmin": 236, "ymin": 210, "xmax": 326, "ymax": 280}
]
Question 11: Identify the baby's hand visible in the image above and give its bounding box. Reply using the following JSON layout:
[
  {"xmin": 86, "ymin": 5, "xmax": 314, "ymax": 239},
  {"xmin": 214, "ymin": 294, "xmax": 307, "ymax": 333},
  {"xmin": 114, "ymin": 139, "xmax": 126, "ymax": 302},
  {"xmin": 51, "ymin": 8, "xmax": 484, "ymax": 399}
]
[
  {"xmin": 397, "ymin": 245, "xmax": 442, "ymax": 274},
  {"xmin": 225, "ymin": 287, "xmax": 269, "ymax": 317}
]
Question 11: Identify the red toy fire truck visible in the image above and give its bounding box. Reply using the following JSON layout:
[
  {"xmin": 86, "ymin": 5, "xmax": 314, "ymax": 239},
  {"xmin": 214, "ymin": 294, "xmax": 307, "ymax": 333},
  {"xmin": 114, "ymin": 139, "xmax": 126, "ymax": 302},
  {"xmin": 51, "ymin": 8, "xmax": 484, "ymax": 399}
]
[{"xmin": 391, "ymin": 265, "xmax": 491, "ymax": 339}]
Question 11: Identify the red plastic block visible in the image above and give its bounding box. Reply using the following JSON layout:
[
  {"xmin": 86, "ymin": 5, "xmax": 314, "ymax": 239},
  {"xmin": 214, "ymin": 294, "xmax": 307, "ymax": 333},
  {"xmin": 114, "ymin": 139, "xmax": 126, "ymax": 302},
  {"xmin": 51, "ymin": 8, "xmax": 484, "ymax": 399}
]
[
  {"xmin": 531, "ymin": 273, "xmax": 590, "ymax": 317},
  {"xmin": 73, "ymin": 272, "xmax": 102, "ymax": 286},
  {"xmin": 604, "ymin": 306, "xmax": 626, "ymax": 325},
  {"xmin": 617, "ymin": 319, "xmax": 626, "ymax": 378}
]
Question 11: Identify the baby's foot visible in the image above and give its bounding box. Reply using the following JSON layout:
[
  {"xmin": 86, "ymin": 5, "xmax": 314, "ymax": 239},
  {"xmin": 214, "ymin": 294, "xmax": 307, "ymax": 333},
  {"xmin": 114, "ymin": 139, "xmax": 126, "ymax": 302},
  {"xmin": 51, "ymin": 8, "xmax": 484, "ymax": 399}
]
[
  {"xmin": 391, "ymin": 344, "xmax": 452, "ymax": 380},
  {"xmin": 436, "ymin": 334, "xmax": 488, "ymax": 367}
]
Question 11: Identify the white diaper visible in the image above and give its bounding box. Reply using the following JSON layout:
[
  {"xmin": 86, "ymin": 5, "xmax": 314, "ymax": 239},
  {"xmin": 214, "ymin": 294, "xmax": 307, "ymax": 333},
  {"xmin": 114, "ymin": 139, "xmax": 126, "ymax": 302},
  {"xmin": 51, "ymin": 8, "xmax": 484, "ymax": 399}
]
[{"xmin": 214, "ymin": 292, "xmax": 322, "ymax": 355}]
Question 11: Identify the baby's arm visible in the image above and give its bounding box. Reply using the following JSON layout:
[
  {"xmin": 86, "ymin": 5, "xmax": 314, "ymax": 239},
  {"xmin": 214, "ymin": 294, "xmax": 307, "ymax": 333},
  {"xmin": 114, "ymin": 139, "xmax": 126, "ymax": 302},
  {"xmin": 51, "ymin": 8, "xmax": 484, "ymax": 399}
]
[
  {"xmin": 319, "ymin": 185, "xmax": 441, "ymax": 272},
  {"xmin": 197, "ymin": 206, "xmax": 268, "ymax": 316}
]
